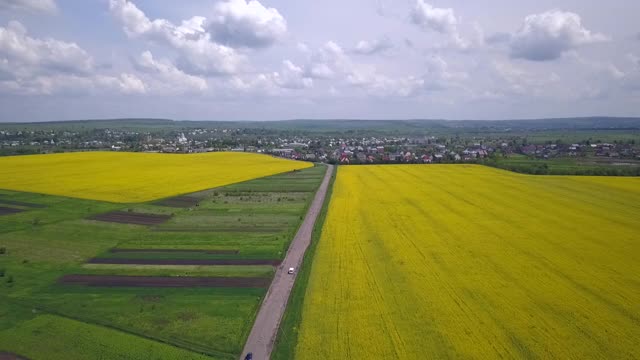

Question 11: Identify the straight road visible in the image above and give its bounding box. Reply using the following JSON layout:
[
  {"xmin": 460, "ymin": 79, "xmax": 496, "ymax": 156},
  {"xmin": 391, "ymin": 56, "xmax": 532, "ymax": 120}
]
[{"xmin": 240, "ymin": 164, "xmax": 334, "ymax": 360}]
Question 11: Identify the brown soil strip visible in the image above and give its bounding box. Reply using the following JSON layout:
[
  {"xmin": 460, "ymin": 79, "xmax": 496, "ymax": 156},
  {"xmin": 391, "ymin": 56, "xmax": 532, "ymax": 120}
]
[
  {"xmin": 0, "ymin": 352, "xmax": 30, "ymax": 360},
  {"xmin": 155, "ymin": 196, "xmax": 200, "ymax": 208},
  {"xmin": 0, "ymin": 199, "xmax": 46, "ymax": 208},
  {"xmin": 153, "ymin": 227, "xmax": 283, "ymax": 233},
  {"xmin": 88, "ymin": 211, "xmax": 172, "ymax": 225},
  {"xmin": 109, "ymin": 248, "xmax": 239, "ymax": 255},
  {"xmin": 0, "ymin": 207, "xmax": 24, "ymax": 216},
  {"xmin": 88, "ymin": 258, "xmax": 281, "ymax": 266},
  {"xmin": 59, "ymin": 274, "xmax": 270, "ymax": 288}
]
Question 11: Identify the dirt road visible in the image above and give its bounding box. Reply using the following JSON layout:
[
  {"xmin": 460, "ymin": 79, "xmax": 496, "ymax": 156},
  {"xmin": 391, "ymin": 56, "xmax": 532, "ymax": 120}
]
[{"xmin": 240, "ymin": 164, "xmax": 334, "ymax": 360}]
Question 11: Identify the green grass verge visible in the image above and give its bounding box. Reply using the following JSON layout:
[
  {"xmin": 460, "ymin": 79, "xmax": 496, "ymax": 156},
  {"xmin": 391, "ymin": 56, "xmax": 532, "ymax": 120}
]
[
  {"xmin": 79, "ymin": 263, "xmax": 274, "ymax": 278},
  {"xmin": 271, "ymin": 166, "xmax": 337, "ymax": 360}
]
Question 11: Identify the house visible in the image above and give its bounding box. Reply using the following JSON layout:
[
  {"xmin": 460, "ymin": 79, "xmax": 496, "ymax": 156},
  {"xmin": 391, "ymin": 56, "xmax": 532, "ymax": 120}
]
[
  {"xmin": 272, "ymin": 148, "xmax": 294, "ymax": 156},
  {"xmin": 522, "ymin": 145, "xmax": 537, "ymax": 155}
]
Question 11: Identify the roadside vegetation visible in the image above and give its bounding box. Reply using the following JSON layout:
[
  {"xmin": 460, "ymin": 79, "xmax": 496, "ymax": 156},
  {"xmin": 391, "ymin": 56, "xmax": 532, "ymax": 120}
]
[{"xmin": 272, "ymin": 167, "xmax": 336, "ymax": 360}]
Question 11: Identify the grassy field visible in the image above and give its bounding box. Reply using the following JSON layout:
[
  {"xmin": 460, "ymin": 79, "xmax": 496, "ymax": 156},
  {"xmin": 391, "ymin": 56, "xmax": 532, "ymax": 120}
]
[
  {"xmin": 295, "ymin": 165, "xmax": 640, "ymax": 359},
  {"xmin": 0, "ymin": 164, "xmax": 326, "ymax": 359},
  {"xmin": 0, "ymin": 152, "xmax": 312, "ymax": 202},
  {"xmin": 486, "ymin": 154, "xmax": 640, "ymax": 176},
  {"xmin": 0, "ymin": 312, "xmax": 211, "ymax": 360}
]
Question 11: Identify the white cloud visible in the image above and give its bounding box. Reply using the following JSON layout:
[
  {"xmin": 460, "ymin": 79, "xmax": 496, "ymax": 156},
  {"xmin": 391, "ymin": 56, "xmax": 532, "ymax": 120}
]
[
  {"xmin": 0, "ymin": 21, "xmax": 93, "ymax": 76},
  {"xmin": 109, "ymin": 0, "xmax": 244, "ymax": 76},
  {"xmin": 509, "ymin": 10, "xmax": 608, "ymax": 61},
  {"xmin": 135, "ymin": 51, "xmax": 208, "ymax": 94},
  {"xmin": 322, "ymin": 41, "xmax": 344, "ymax": 57},
  {"xmin": 0, "ymin": 21, "xmax": 146, "ymax": 96},
  {"xmin": 308, "ymin": 63, "xmax": 334, "ymax": 79},
  {"xmin": 225, "ymin": 60, "xmax": 312, "ymax": 95},
  {"xmin": 491, "ymin": 61, "xmax": 558, "ymax": 96},
  {"xmin": 353, "ymin": 38, "xmax": 393, "ymax": 55},
  {"xmin": 628, "ymin": 54, "xmax": 640, "ymax": 68},
  {"xmin": 410, "ymin": 1, "xmax": 468, "ymax": 49},
  {"xmin": 569, "ymin": 54, "xmax": 640, "ymax": 94},
  {"xmin": 96, "ymin": 73, "xmax": 146, "ymax": 95},
  {"xmin": 271, "ymin": 60, "xmax": 313, "ymax": 89},
  {"xmin": 347, "ymin": 68, "xmax": 426, "ymax": 97},
  {"xmin": 316, "ymin": 41, "xmax": 351, "ymax": 73},
  {"xmin": 410, "ymin": 0, "xmax": 457, "ymax": 34},
  {"xmin": 0, "ymin": 73, "xmax": 146, "ymax": 96},
  {"xmin": 208, "ymin": 0, "xmax": 287, "ymax": 48},
  {"xmin": 0, "ymin": 0, "xmax": 57, "ymax": 14},
  {"xmin": 297, "ymin": 42, "xmax": 310, "ymax": 53},
  {"xmin": 299, "ymin": 41, "xmax": 345, "ymax": 80},
  {"xmin": 299, "ymin": 41, "xmax": 464, "ymax": 97}
]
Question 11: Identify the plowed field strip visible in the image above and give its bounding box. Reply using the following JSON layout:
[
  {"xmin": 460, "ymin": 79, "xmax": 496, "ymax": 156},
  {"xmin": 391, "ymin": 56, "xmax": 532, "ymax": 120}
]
[
  {"xmin": 109, "ymin": 248, "xmax": 240, "ymax": 254},
  {"xmin": 0, "ymin": 199, "xmax": 46, "ymax": 208},
  {"xmin": 0, "ymin": 352, "xmax": 30, "ymax": 360},
  {"xmin": 58, "ymin": 274, "xmax": 270, "ymax": 288},
  {"xmin": 154, "ymin": 196, "xmax": 201, "ymax": 208},
  {"xmin": 88, "ymin": 258, "xmax": 281, "ymax": 266},
  {"xmin": 0, "ymin": 207, "xmax": 24, "ymax": 216},
  {"xmin": 88, "ymin": 211, "xmax": 171, "ymax": 225},
  {"xmin": 152, "ymin": 227, "xmax": 283, "ymax": 233}
]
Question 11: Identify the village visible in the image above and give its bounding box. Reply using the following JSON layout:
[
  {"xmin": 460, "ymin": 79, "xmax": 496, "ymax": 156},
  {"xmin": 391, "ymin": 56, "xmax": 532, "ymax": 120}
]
[{"xmin": 2, "ymin": 126, "xmax": 639, "ymax": 168}]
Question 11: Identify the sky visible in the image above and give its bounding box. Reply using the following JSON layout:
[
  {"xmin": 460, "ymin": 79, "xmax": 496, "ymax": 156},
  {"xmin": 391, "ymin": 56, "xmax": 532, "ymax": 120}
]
[{"xmin": 0, "ymin": 0, "xmax": 639, "ymax": 122}]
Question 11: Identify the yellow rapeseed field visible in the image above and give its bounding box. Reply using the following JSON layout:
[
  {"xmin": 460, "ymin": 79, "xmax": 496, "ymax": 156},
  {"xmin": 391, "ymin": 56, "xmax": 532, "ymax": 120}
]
[
  {"xmin": 0, "ymin": 151, "xmax": 311, "ymax": 202},
  {"xmin": 296, "ymin": 165, "xmax": 640, "ymax": 359}
]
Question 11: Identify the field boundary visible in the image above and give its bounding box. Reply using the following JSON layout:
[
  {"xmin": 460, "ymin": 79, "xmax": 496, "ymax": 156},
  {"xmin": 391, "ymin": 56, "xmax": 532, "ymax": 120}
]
[
  {"xmin": 239, "ymin": 164, "xmax": 334, "ymax": 360},
  {"xmin": 270, "ymin": 166, "xmax": 337, "ymax": 360}
]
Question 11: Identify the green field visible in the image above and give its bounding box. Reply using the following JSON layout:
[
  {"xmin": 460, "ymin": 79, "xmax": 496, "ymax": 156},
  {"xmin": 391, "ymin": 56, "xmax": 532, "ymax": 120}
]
[
  {"xmin": 486, "ymin": 154, "xmax": 640, "ymax": 176},
  {"xmin": 0, "ymin": 165, "xmax": 326, "ymax": 359}
]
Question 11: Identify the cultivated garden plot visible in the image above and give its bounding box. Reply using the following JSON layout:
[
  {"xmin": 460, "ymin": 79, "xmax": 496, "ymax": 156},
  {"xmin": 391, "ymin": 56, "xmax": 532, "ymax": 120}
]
[
  {"xmin": 89, "ymin": 211, "xmax": 173, "ymax": 225},
  {"xmin": 58, "ymin": 275, "xmax": 272, "ymax": 288},
  {"xmin": 0, "ymin": 164, "xmax": 326, "ymax": 359},
  {"xmin": 0, "ymin": 207, "xmax": 24, "ymax": 216},
  {"xmin": 294, "ymin": 165, "xmax": 640, "ymax": 359}
]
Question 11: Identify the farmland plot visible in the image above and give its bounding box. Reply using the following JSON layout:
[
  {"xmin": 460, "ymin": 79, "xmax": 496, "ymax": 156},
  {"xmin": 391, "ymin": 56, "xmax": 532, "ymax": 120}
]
[
  {"xmin": 296, "ymin": 165, "xmax": 640, "ymax": 359},
  {"xmin": 0, "ymin": 151, "xmax": 312, "ymax": 202},
  {"xmin": 0, "ymin": 165, "xmax": 326, "ymax": 359}
]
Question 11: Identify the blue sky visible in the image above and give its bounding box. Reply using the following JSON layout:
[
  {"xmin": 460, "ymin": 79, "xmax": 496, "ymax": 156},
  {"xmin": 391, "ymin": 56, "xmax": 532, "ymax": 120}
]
[{"xmin": 0, "ymin": 0, "xmax": 639, "ymax": 121}]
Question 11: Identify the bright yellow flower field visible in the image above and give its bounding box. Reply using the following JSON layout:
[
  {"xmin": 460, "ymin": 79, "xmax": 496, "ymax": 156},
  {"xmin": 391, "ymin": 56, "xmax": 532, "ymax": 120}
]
[
  {"xmin": 0, "ymin": 151, "xmax": 311, "ymax": 202},
  {"xmin": 297, "ymin": 165, "xmax": 640, "ymax": 359}
]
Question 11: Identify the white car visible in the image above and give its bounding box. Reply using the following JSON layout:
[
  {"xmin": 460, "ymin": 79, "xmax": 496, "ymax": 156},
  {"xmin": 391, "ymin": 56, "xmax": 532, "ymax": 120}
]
[{"xmin": 287, "ymin": 267, "xmax": 295, "ymax": 274}]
